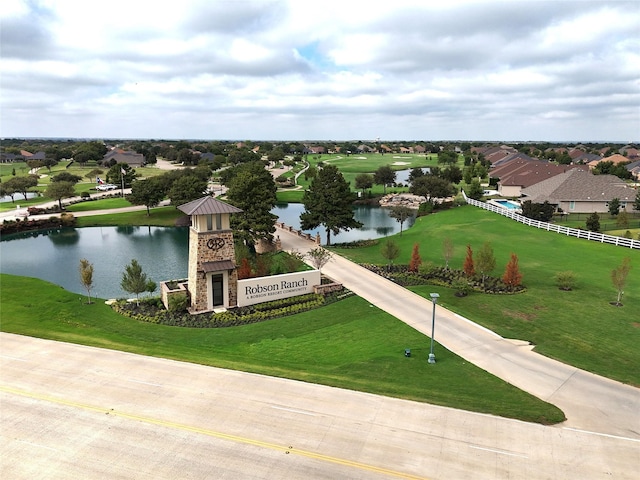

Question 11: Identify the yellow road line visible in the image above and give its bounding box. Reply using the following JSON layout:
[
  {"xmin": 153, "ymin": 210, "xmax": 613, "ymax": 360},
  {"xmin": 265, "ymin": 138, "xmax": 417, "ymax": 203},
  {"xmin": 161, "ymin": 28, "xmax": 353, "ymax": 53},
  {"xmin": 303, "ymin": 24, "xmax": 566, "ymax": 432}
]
[{"xmin": 1, "ymin": 385, "xmax": 429, "ymax": 480}]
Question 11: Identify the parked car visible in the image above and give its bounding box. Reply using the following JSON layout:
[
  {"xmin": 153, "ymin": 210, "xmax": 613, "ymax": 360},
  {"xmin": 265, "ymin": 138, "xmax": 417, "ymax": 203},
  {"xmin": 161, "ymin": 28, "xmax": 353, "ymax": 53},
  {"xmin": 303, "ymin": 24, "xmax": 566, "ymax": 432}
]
[{"xmin": 96, "ymin": 184, "xmax": 117, "ymax": 191}]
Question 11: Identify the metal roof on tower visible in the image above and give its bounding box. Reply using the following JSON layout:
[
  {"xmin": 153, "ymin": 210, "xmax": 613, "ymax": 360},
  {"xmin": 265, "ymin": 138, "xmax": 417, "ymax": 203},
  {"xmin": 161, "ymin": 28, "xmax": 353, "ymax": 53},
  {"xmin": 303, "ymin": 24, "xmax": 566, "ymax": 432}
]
[{"xmin": 177, "ymin": 196, "xmax": 243, "ymax": 216}]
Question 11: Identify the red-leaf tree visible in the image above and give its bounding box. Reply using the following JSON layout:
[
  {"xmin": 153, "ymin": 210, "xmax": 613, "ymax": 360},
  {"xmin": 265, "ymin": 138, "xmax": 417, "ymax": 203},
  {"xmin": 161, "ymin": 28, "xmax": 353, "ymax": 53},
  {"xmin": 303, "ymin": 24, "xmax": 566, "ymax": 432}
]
[
  {"xmin": 463, "ymin": 244, "xmax": 475, "ymax": 277},
  {"xmin": 503, "ymin": 253, "xmax": 523, "ymax": 290},
  {"xmin": 237, "ymin": 257, "xmax": 253, "ymax": 279},
  {"xmin": 409, "ymin": 243, "xmax": 422, "ymax": 272}
]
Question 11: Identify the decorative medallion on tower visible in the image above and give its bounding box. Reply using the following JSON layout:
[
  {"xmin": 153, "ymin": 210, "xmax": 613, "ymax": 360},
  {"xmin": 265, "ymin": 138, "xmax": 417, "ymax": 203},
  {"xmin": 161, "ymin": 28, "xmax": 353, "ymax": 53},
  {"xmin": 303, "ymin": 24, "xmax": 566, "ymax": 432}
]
[{"xmin": 177, "ymin": 196, "xmax": 243, "ymax": 313}]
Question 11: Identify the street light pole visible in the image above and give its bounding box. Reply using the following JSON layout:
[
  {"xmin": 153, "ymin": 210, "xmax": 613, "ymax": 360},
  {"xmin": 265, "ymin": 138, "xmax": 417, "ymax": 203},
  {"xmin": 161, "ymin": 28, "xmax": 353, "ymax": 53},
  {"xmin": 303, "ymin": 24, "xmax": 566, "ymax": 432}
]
[{"xmin": 428, "ymin": 293, "xmax": 439, "ymax": 364}]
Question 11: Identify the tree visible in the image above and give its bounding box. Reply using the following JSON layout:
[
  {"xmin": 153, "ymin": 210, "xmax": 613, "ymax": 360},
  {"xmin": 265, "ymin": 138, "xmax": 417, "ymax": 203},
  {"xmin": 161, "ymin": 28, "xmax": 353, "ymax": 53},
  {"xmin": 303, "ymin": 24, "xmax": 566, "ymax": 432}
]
[
  {"xmin": 463, "ymin": 244, "xmax": 475, "ymax": 277},
  {"xmin": 387, "ymin": 206, "xmax": 413, "ymax": 236},
  {"xmin": 5, "ymin": 175, "xmax": 38, "ymax": 200},
  {"xmin": 502, "ymin": 253, "xmax": 523, "ymax": 291},
  {"xmin": 355, "ymin": 173, "xmax": 374, "ymax": 196},
  {"xmin": 169, "ymin": 174, "xmax": 208, "ymax": 206},
  {"xmin": 237, "ymin": 257, "xmax": 253, "ymax": 279},
  {"xmin": 437, "ymin": 150, "xmax": 458, "ymax": 165},
  {"xmin": 106, "ymin": 163, "xmax": 136, "ymax": 188},
  {"xmin": 45, "ymin": 181, "xmax": 76, "ymax": 210},
  {"xmin": 380, "ymin": 239, "xmax": 400, "ymax": 270},
  {"xmin": 586, "ymin": 212, "xmax": 600, "ymax": 232},
  {"xmin": 467, "ymin": 178, "xmax": 484, "ymax": 200},
  {"xmin": 300, "ymin": 164, "xmax": 363, "ymax": 245},
  {"xmin": 373, "ymin": 165, "xmax": 396, "ymax": 194},
  {"xmin": 306, "ymin": 247, "xmax": 332, "ymax": 271},
  {"xmin": 475, "ymin": 242, "xmax": 496, "ymax": 285},
  {"xmin": 616, "ymin": 209, "xmax": 629, "ymax": 229},
  {"xmin": 608, "ymin": 198, "xmax": 620, "ymax": 216},
  {"xmin": 611, "ymin": 257, "xmax": 631, "ymax": 306},
  {"xmin": 408, "ymin": 167, "xmax": 425, "ymax": 184},
  {"xmin": 226, "ymin": 161, "xmax": 278, "ymax": 244},
  {"xmin": 441, "ymin": 165, "xmax": 463, "ymax": 184},
  {"xmin": 634, "ymin": 189, "xmax": 640, "ymax": 212},
  {"xmin": 521, "ymin": 201, "xmax": 555, "ymax": 222},
  {"xmin": 51, "ymin": 172, "xmax": 82, "ymax": 184},
  {"xmin": 442, "ymin": 237, "xmax": 454, "ymax": 270},
  {"xmin": 0, "ymin": 181, "xmax": 16, "ymax": 202},
  {"xmin": 408, "ymin": 243, "xmax": 422, "ymax": 273},
  {"xmin": 121, "ymin": 259, "xmax": 156, "ymax": 306},
  {"xmin": 79, "ymin": 258, "xmax": 94, "ymax": 304},
  {"xmin": 129, "ymin": 177, "xmax": 166, "ymax": 215},
  {"xmin": 410, "ymin": 175, "xmax": 455, "ymax": 200}
]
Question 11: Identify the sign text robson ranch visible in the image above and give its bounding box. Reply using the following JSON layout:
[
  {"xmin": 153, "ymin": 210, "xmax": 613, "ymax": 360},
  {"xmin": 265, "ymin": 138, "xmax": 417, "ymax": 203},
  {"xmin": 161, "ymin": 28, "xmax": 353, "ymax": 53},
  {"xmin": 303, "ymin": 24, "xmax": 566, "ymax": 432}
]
[{"xmin": 237, "ymin": 270, "xmax": 321, "ymax": 307}]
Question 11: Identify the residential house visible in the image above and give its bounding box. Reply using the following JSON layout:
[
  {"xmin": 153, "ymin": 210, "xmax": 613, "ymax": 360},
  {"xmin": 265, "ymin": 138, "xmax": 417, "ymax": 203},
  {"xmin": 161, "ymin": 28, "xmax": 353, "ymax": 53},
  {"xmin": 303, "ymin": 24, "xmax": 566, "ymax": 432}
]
[
  {"xmin": 413, "ymin": 145, "xmax": 426, "ymax": 154},
  {"xmin": 521, "ymin": 169, "xmax": 635, "ymax": 214},
  {"xmin": 587, "ymin": 153, "xmax": 631, "ymax": 170},
  {"xmin": 626, "ymin": 160, "xmax": 640, "ymax": 180},
  {"xmin": 490, "ymin": 158, "xmax": 582, "ymax": 197},
  {"xmin": 103, "ymin": 148, "xmax": 145, "ymax": 167}
]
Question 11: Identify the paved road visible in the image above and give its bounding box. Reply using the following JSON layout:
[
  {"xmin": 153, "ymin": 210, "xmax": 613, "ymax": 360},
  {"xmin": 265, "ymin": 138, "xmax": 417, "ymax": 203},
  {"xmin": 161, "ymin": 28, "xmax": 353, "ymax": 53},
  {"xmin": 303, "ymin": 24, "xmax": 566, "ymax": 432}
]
[
  {"xmin": 275, "ymin": 226, "xmax": 640, "ymax": 441},
  {"xmin": 2, "ymin": 333, "xmax": 638, "ymax": 479}
]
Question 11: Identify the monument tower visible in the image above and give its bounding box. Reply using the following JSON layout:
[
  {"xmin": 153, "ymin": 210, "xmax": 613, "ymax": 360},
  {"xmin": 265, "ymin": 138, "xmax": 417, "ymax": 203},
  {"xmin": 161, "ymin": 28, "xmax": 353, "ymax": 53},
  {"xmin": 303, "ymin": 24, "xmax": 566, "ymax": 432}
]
[{"xmin": 177, "ymin": 196, "xmax": 243, "ymax": 312}]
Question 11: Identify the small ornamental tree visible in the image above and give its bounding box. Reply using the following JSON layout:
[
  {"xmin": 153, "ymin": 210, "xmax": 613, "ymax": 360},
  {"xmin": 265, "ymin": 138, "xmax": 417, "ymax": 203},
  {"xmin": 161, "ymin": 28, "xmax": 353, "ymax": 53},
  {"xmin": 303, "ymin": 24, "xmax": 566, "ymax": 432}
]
[
  {"xmin": 306, "ymin": 247, "xmax": 332, "ymax": 271},
  {"xmin": 408, "ymin": 243, "xmax": 422, "ymax": 273},
  {"xmin": 475, "ymin": 241, "xmax": 496, "ymax": 286},
  {"xmin": 616, "ymin": 210, "xmax": 629, "ymax": 229},
  {"xmin": 586, "ymin": 212, "xmax": 600, "ymax": 232},
  {"xmin": 121, "ymin": 259, "xmax": 156, "ymax": 306},
  {"xmin": 463, "ymin": 244, "xmax": 475, "ymax": 277},
  {"xmin": 380, "ymin": 239, "xmax": 400, "ymax": 271},
  {"xmin": 503, "ymin": 253, "xmax": 523, "ymax": 291},
  {"xmin": 554, "ymin": 271, "xmax": 577, "ymax": 291},
  {"xmin": 611, "ymin": 257, "xmax": 631, "ymax": 306},
  {"xmin": 442, "ymin": 237, "xmax": 454, "ymax": 270},
  {"xmin": 608, "ymin": 198, "xmax": 620, "ymax": 216},
  {"xmin": 79, "ymin": 258, "xmax": 94, "ymax": 304}
]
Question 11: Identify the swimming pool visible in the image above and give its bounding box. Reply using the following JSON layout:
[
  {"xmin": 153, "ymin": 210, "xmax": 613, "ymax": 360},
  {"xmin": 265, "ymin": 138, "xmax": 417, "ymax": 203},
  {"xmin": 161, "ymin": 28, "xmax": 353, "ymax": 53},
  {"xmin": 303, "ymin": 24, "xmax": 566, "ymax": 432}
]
[{"xmin": 492, "ymin": 199, "xmax": 521, "ymax": 210}]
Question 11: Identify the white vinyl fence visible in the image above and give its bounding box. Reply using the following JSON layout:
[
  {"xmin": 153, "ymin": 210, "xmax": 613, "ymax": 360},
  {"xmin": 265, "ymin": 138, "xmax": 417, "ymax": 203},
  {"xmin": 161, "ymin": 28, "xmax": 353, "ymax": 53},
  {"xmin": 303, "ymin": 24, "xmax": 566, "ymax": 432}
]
[{"xmin": 462, "ymin": 192, "xmax": 640, "ymax": 250}]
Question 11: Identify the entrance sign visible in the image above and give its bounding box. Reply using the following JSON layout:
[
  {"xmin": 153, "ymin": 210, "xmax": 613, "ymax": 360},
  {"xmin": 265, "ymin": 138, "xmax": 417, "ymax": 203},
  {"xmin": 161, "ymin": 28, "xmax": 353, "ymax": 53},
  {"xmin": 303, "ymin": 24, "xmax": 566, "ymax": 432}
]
[{"xmin": 237, "ymin": 270, "xmax": 321, "ymax": 307}]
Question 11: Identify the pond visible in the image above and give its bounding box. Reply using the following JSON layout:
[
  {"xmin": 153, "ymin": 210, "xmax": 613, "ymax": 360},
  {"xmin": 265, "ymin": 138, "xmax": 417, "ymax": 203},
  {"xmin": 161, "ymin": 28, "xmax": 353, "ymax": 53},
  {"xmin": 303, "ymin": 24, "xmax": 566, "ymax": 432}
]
[
  {"xmin": 0, "ymin": 204, "xmax": 414, "ymax": 298},
  {"xmin": 0, "ymin": 226, "xmax": 188, "ymax": 299},
  {"xmin": 272, "ymin": 203, "xmax": 415, "ymax": 244}
]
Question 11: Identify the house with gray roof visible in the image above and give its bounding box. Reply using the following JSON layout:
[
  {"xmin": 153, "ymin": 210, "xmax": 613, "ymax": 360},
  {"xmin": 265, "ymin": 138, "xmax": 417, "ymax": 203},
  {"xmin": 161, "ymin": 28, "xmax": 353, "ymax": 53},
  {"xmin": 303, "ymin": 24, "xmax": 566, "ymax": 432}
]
[
  {"xmin": 490, "ymin": 159, "xmax": 582, "ymax": 197},
  {"xmin": 521, "ymin": 169, "xmax": 636, "ymax": 214}
]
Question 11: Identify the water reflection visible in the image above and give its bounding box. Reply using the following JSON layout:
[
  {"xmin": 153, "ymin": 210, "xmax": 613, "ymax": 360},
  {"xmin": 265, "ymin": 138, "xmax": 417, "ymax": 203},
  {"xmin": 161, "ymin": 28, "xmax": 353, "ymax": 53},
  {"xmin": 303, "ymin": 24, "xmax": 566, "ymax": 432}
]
[
  {"xmin": 273, "ymin": 203, "xmax": 415, "ymax": 244},
  {"xmin": 1, "ymin": 226, "xmax": 189, "ymax": 299}
]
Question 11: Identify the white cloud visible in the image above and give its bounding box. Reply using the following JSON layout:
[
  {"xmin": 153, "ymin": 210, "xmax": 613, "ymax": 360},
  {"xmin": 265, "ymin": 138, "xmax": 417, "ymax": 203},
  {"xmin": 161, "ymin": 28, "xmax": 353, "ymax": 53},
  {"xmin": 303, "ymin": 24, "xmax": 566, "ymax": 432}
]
[{"xmin": 1, "ymin": 0, "xmax": 638, "ymax": 141}]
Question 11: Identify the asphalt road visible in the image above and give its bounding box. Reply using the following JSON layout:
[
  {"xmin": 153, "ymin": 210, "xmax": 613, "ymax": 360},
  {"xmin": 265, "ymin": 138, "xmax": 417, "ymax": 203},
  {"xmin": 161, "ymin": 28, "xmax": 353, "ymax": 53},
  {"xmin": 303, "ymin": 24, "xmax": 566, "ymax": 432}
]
[{"xmin": 2, "ymin": 333, "xmax": 638, "ymax": 479}]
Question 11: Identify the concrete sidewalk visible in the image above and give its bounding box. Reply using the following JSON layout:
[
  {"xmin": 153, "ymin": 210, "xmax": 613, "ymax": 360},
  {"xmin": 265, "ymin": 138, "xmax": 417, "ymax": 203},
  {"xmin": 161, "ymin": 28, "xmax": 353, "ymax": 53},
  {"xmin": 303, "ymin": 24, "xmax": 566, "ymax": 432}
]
[{"xmin": 276, "ymin": 226, "xmax": 640, "ymax": 440}]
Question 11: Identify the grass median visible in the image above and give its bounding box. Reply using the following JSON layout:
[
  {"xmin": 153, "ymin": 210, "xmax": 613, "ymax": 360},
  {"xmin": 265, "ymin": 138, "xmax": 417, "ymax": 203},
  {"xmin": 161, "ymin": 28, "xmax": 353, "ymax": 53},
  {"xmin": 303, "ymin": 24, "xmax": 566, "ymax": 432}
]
[{"xmin": 0, "ymin": 273, "xmax": 564, "ymax": 424}]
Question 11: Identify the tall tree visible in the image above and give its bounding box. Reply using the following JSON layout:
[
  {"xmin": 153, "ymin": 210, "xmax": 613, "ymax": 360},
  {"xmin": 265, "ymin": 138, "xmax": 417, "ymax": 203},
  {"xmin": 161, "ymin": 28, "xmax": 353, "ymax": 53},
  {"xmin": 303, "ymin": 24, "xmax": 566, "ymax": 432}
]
[
  {"xmin": 611, "ymin": 257, "xmax": 631, "ymax": 306},
  {"xmin": 45, "ymin": 181, "xmax": 76, "ymax": 210},
  {"xmin": 467, "ymin": 178, "xmax": 484, "ymax": 200},
  {"xmin": 129, "ymin": 177, "xmax": 166, "ymax": 215},
  {"xmin": 476, "ymin": 241, "xmax": 496, "ymax": 286},
  {"xmin": 169, "ymin": 174, "xmax": 208, "ymax": 206},
  {"xmin": 51, "ymin": 172, "xmax": 82, "ymax": 184},
  {"xmin": 373, "ymin": 165, "xmax": 396, "ymax": 194},
  {"xmin": 463, "ymin": 244, "xmax": 475, "ymax": 277},
  {"xmin": 226, "ymin": 161, "xmax": 278, "ymax": 245},
  {"xmin": 121, "ymin": 259, "xmax": 156, "ymax": 306},
  {"xmin": 387, "ymin": 206, "xmax": 413, "ymax": 236},
  {"xmin": 300, "ymin": 164, "xmax": 363, "ymax": 245},
  {"xmin": 5, "ymin": 175, "xmax": 38, "ymax": 200},
  {"xmin": 106, "ymin": 163, "xmax": 136, "ymax": 188},
  {"xmin": 503, "ymin": 253, "xmax": 523, "ymax": 291},
  {"xmin": 79, "ymin": 258, "xmax": 94, "ymax": 304},
  {"xmin": 355, "ymin": 173, "xmax": 374, "ymax": 196},
  {"xmin": 410, "ymin": 175, "xmax": 455, "ymax": 200}
]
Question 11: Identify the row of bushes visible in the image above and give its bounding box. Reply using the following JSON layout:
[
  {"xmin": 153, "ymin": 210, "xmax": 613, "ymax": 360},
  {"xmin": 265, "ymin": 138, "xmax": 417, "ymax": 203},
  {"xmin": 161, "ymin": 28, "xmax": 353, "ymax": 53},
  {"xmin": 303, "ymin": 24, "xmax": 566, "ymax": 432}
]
[
  {"xmin": 362, "ymin": 264, "xmax": 526, "ymax": 295},
  {"xmin": 113, "ymin": 290, "xmax": 354, "ymax": 328},
  {"xmin": 0, "ymin": 213, "xmax": 76, "ymax": 236}
]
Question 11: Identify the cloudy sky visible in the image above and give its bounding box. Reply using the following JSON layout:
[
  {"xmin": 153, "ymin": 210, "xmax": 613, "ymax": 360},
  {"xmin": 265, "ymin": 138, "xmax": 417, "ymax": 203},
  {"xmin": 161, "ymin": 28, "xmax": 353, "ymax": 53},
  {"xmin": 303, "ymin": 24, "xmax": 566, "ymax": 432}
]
[{"xmin": 1, "ymin": 0, "xmax": 638, "ymax": 142}]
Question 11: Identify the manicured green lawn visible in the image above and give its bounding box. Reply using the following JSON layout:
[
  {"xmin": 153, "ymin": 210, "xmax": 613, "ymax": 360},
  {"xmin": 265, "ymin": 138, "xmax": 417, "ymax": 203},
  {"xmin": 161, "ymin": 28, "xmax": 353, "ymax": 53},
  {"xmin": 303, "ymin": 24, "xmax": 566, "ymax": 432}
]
[
  {"xmin": 65, "ymin": 198, "xmax": 133, "ymax": 212},
  {"xmin": 0, "ymin": 274, "xmax": 564, "ymax": 424},
  {"xmin": 75, "ymin": 206, "xmax": 183, "ymax": 227},
  {"xmin": 331, "ymin": 205, "xmax": 640, "ymax": 386}
]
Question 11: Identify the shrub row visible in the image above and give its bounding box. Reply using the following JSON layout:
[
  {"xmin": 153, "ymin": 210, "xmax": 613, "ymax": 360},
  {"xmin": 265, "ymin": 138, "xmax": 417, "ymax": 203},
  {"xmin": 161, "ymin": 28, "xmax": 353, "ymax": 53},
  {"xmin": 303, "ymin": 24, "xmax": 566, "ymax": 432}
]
[{"xmin": 362, "ymin": 264, "xmax": 526, "ymax": 295}]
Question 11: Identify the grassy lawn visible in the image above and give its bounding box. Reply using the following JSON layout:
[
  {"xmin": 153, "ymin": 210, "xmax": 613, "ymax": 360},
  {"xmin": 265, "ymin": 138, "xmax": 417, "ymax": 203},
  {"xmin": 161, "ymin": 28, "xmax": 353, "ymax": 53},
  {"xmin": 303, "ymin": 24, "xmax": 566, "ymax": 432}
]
[
  {"xmin": 0, "ymin": 273, "xmax": 564, "ymax": 424},
  {"xmin": 65, "ymin": 197, "xmax": 133, "ymax": 212},
  {"xmin": 75, "ymin": 205, "xmax": 183, "ymax": 227},
  {"xmin": 331, "ymin": 205, "xmax": 640, "ymax": 386}
]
